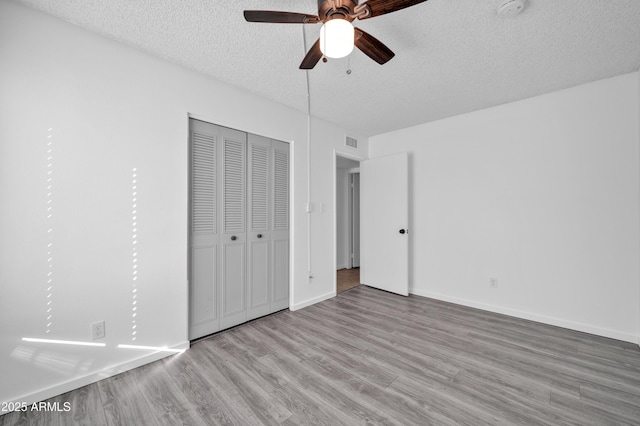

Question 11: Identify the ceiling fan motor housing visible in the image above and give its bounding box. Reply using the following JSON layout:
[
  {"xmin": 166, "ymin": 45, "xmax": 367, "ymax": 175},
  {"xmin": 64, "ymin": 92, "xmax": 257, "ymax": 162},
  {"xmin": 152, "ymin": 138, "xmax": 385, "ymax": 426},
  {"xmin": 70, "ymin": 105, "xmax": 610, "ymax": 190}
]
[{"xmin": 318, "ymin": 0, "xmax": 359, "ymax": 21}]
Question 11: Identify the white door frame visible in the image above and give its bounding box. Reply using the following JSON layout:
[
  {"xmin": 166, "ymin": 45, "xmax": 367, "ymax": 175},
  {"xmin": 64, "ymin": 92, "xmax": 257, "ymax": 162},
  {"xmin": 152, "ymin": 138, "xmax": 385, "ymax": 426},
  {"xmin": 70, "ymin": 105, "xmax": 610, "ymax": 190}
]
[
  {"xmin": 333, "ymin": 150, "xmax": 366, "ymax": 295},
  {"xmin": 348, "ymin": 170, "xmax": 360, "ymax": 269}
]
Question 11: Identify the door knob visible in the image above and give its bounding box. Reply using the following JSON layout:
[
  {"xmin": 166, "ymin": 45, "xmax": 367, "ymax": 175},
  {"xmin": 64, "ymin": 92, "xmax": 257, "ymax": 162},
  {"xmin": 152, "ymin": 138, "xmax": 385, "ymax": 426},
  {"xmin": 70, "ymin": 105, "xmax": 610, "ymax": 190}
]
[
  {"xmin": 231, "ymin": 235, "xmax": 237, "ymax": 241},
  {"xmin": 399, "ymin": 229, "xmax": 406, "ymax": 234},
  {"xmin": 257, "ymin": 234, "xmax": 263, "ymax": 239}
]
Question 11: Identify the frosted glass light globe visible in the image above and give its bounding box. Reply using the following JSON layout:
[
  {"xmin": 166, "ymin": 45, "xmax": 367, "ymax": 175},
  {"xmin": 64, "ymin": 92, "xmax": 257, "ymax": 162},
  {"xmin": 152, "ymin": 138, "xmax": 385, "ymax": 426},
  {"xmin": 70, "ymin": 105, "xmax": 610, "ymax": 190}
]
[{"xmin": 319, "ymin": 19, "xmax": 354, "ymax": 59}]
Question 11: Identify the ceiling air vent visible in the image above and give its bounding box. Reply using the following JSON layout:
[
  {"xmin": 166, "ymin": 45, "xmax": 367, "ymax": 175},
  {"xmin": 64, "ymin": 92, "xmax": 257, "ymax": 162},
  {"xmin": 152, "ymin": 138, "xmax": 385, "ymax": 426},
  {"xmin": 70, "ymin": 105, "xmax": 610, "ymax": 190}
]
[{"xmin": 345, "ymin": 136, "xmax": 358, "ymax": 149}]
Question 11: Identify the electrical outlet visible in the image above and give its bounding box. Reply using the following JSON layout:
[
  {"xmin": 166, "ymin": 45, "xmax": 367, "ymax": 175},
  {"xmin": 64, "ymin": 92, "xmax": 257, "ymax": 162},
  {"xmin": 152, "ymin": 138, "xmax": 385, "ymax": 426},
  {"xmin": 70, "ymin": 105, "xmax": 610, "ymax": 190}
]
[
  {"xmin": 490, "ymin": 278, "xmax": 498, "ymax": 288},
  {"xmin": 91, "ymin": 321, "xmax": 105, "ymax": 340}
]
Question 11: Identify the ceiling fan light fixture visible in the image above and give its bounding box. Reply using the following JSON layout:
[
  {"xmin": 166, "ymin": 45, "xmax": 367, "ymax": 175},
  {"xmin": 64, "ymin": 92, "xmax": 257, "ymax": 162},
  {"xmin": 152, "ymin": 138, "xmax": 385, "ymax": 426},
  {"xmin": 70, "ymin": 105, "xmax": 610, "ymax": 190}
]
[{"xmin": 319, "ymin": 18, "xmax": 354, "ymax": 59}]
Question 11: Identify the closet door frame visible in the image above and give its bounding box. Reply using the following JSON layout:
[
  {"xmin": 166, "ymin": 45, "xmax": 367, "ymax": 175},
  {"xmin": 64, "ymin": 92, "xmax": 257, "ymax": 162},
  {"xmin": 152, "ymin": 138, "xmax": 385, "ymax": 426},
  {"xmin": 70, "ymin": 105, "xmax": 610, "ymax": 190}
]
[{"xmin": 188, "ymin": 117, "xmax": 291, "ymax": 340}]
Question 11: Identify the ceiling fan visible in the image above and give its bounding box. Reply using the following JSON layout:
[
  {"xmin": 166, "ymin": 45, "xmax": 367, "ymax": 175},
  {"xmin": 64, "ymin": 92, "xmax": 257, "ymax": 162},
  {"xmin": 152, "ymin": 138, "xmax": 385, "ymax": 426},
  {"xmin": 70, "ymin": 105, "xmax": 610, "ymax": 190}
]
[{"xmin": 244, "ymin": 0, "xmax": 428, "ymax": 69}]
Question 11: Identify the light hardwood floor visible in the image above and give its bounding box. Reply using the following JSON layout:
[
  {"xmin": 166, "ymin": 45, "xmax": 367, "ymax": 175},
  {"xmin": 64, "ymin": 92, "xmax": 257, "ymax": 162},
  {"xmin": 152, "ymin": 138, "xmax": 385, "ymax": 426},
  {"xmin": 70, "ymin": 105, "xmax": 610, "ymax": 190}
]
[
  {"xmin": 2, "ymin": 286, "xmax": 640, "ymax": 425},
  {"xmin": 337, "ymin": 267, "xmax": 360, "ymax": 293}
]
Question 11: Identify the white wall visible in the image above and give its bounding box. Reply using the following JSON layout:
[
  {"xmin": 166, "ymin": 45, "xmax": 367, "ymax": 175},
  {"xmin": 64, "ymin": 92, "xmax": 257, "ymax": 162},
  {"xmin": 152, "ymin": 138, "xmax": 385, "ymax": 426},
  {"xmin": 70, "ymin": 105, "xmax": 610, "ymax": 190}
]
[
  {"xmin": 295, "ymin": 119, "xmax": 367, "ymax": 309},
  {"xmin": 369, "ymin": 73, "xmax": 640, "ymax": 343},
  {"xmin": 0, "ymin": 0, "xmax": 367, "ymax": 404}
]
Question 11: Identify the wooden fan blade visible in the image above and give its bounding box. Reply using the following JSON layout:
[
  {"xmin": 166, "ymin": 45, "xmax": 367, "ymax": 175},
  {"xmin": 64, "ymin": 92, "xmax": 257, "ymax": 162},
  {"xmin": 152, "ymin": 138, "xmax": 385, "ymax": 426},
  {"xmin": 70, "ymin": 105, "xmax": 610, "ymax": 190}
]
[
  {"xmin": 299, "ymin": 39, "xmax": 323, "ymax": 69},
  {"xmin": 244, "ymin": 10, "xmax": 319, "ymax": 24},
  {"xmin": 357, "ymin": 0, "xmax": 428, "ymax": 19},
  {"xmin": 354, "ymin": 28, "xmax": 395, "ymax": 65}
]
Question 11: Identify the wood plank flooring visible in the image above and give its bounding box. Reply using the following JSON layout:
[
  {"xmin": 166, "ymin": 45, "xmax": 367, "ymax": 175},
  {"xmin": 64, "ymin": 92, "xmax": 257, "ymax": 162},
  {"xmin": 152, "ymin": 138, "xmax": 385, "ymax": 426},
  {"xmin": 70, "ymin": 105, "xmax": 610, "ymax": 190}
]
[
  {"xmin": 337, "ymin": 267, "xmax": 360, "ymax": 293},
  {"xmin": 2, "ymin": 285, "xmax": 640, "ymax": 425}
]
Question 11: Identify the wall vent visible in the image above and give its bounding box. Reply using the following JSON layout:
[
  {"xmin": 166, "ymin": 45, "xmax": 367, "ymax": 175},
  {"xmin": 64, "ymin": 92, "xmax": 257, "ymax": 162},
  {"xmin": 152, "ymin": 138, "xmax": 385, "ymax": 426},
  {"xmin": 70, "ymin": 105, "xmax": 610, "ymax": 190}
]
[{"xmin": 345, "ymin": 136, "xmax": 358, "ymax": 149}]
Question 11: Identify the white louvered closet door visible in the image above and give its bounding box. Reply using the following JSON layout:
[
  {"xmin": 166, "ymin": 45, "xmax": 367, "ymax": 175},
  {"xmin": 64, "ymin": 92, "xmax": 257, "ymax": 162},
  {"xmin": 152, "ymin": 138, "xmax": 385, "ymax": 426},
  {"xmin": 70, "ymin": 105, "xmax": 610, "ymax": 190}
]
[
  {"xmin": 220, "ymin": 127, "xmax": 248, "ymax": 330},
  {"xmin": 189, "ymin": 119, "xmax": 220, "ymax": 339},
  {"xmin": 247, "ymin": 134, "xmax": 271, "ymax": 321},
  {"xmin": 270, "ymin": 140, "xmax": 290, "ymax": 311},
  {"xmin": 189, "ymin": 119, "xmax": 289, "ymax": 340}
]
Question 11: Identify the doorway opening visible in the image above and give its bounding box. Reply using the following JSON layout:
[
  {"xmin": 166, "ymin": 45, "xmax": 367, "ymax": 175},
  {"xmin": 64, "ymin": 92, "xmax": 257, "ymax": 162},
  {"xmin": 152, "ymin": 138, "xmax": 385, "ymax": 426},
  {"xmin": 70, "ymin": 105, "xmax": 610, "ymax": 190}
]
[{"xmin": 336, "ymin": 154, "xmax": 361, "ymax": 293}]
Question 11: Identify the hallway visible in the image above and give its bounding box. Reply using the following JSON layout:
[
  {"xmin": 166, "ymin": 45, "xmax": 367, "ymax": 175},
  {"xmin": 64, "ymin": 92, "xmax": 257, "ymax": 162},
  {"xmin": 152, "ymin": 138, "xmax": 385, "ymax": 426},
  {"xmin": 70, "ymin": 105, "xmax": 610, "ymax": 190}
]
[{"xmin": 337, "ymin": 268, "xmax": 360, "ymax": 293}]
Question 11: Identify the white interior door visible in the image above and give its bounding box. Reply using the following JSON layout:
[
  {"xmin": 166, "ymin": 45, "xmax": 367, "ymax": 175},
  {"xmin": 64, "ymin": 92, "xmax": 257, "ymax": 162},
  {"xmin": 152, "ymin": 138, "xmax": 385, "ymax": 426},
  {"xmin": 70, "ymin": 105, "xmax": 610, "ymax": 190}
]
[{"xmin": 360, "ymin": 152, "xmax": 409, "ymax": 296}]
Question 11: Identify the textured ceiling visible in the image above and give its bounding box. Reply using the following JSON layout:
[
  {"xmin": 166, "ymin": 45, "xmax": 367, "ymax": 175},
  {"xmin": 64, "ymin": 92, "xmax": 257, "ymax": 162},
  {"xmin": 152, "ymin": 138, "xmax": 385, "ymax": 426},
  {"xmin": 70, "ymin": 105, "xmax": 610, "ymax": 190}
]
[{"xmin": 13, "ymin": 0, "xmax": 640, "ymax": 136}]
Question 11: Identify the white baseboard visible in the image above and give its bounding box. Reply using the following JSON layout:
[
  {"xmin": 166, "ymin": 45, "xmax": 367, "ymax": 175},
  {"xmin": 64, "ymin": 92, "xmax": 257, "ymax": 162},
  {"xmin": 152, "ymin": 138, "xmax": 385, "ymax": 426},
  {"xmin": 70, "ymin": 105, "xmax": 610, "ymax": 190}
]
[
  {"xmin": 290, "ymin": 291, "xmax": 336, "ymax": 311},
  {"xmin": 7, "ymin": 340, "xmax": 190, "ymax": 407},
  {"xmin": 410, "ymin": 288, "xmax": 639, "ymax": 345}
]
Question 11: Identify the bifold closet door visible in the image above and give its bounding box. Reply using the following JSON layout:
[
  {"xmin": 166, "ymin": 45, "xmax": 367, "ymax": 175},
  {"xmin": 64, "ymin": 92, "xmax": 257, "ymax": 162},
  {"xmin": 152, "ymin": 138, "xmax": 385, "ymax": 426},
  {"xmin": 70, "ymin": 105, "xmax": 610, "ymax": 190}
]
[
  {"xmin": 189, "ymin": 119, "xmax": 221, "ymax": 339},
  {"xmin": 270, "ymin": 140, "xmax": 290, "ymax": 312},
  {"xmin": 247, "ymin": 134, "xmax": 271, "ymax": 320},
  {"xmin": 247, "ymin": 136, "xmax": 290, "ymax": 318},
  {"xmin": 189, "ymin": 121, "xmax": 248, "ymax": 338},
  {"xmin": 220, "ymin": 127, "xmax": 248, "ymax": 330},
  {"xmin": 189, "ymin": 119, "xmax": 289, "ymax": 340}
]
